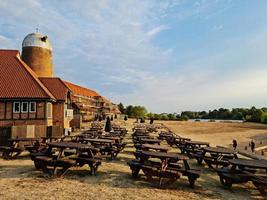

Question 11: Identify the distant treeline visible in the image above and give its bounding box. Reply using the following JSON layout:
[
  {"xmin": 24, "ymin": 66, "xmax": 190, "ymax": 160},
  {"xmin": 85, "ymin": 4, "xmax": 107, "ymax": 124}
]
[
  {"xmin": 180, "ymin": 107, "xmax": 267, "ymax": 123},
  {"xmin": 118, "ymin": 103, "xmax": 267, "ymax": 124}
]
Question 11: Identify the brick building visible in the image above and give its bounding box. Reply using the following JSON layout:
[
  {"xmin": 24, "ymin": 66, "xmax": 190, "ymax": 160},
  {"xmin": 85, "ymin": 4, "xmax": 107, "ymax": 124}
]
[
  {"xmin": 0, "ymin": 50, "xmax": 72, "ymax": 129},
  {"xmin": 64, "ymin": 81, "xmax": 121, "ymax": 129},
  {"xmin": 0, "ymin": 32, "xmax": 120, "ymax": 134}
]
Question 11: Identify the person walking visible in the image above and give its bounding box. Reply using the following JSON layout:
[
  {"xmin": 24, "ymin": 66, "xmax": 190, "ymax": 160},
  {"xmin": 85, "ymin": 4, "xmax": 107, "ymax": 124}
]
[
  {"xmin": 232, "ymin": 139, "xmax": 237, "ymax": 150},
  {"xmin": 250, "ymin": 140, "xmax": 255, "ymax": 153}
]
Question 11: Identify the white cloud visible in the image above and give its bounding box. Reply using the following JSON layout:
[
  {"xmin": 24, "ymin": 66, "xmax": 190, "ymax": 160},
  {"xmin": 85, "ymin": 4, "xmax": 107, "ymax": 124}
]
[{"xmin": 147, "ymin": 25, "xmax": 169, "ymax": 37}]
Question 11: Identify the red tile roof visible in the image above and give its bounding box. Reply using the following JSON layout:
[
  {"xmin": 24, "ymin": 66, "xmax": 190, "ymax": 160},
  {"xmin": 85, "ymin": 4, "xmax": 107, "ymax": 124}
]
[
  {"xmin": 64, "ymin": 81, "xmax": 100, "ymax": 98},
  {"xmin": 39, "ymin": 77, "xmax": 70, "ymax": 101},
  {"xmin": 0, "ymin": 50, "xmax": 55, "ymax": 100}
]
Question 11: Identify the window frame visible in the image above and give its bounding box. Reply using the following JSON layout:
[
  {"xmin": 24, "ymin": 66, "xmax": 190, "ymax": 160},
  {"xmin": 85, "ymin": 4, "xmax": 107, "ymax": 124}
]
[
  {"xmin": 46, "ymin": 102, "xmax": 52, "ymax": 118},
  {"xmin": 21, "ymin": 102, "xmax": 28, "ymax": 113},
  {"xmin": 13, "ymin": 102, "xmax": 20, "ymax": 113},
  {"xmin": 29, "ymin": 102, "xmax": 36, "ymax": 113}
]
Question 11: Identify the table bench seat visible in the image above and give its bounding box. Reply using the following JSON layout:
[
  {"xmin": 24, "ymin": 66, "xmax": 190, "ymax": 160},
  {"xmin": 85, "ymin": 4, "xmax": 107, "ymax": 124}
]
[
  {"xmin": 100, "ymin": 147, "xmax": 120, "ymax": 159},
  {"xmin": 34, "ymin": 156, "xmax": 76, "ymax": 176},
  {"xmin": 203, "ymin": 157, "xmax": 230, "ymax": 168},
  {"xmin": 25, "ymin": 145, "xmax": 40, "ymax": 153},
  {"xmin": 73, "ymin": 157, "xmax": 101, "ymax": 175},
  {"xmin": 1, "ymin": 147, "xmax": 22, "ymax": 160},
  {"xmin": 251, "ymin": 176, "xmax": 267, "ymax": 195},
  {"xmin": 217, "ymin": 170, "xmax": 252, "ymax": 189},
  {"xmin": 128, "ymin": 159, "xmax": 200, "ymax": 187},
  {"xmin": 191, "ymin": 152, "xmax": 204, "ymax": 165}
]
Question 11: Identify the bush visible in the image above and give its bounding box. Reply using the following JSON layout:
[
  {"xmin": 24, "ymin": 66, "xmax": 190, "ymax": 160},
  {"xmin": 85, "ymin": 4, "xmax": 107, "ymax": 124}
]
[
  {"xmin": 181, "ymin": 115, "xmax": 189, "ymax": 121},
  {"xmin": 160, "ymin": 115, "xmax": 169, "ymax": 120},
  {"xmin": 261, "ymin": 113, "xmax": 267, "ymax": 124}
]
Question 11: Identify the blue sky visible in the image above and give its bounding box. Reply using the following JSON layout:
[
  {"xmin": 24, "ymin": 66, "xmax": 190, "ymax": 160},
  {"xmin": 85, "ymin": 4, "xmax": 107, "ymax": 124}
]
[{"xmin": 0, "ymin": 0, "xmax": 267, "ymax": 113}]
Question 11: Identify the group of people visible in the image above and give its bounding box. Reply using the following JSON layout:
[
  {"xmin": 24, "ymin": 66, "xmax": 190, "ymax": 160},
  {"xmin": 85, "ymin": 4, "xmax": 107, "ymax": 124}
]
[{"xmin": 232, "ymin": 139, "xmax": 256, "ymax": 152}]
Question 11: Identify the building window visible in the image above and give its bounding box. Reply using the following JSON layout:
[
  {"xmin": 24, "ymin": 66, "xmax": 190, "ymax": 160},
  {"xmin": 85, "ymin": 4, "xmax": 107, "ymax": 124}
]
[
  {"xmin": 21, "ymin": 102, "xmax": 28, "ymax": 113},
  {"xmin": 29, "ymin": 102, "xmax": 36, "ymax": 113},
  {"xmin": 13, "ymin": 102, "xmax": 20, "ymax": 113},
  {"xmin": 47, "ymin": 103, "xmax": 52, "ymax": 118}
]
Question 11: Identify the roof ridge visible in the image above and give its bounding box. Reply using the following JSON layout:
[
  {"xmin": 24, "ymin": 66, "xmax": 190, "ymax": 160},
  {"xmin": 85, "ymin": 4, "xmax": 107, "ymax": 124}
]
[
  {"xmin": 64, "ymin": 80, "xmax": 99, "ymax": 95},
  {"xmin": 0, "ymin": 49, "xmax": 19, "ymax": 52},
  {"xmin": 15, "ymin": 54, "xmax": 56, "ymax": 100},
  {"xmin": 57, "ymin": 78, "xmax": 72, "ymax": 94}
]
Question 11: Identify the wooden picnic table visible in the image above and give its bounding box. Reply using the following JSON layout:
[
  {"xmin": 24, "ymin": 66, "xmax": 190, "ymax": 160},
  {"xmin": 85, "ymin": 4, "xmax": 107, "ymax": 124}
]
[
  {"xmin": 82, "ymin": 138, "xmax": 123, "ymax": 159},
  {"xmin": 197, "ymin": 147, "xmax": 237, "ymax": 167},
  {"xmin": 128, "ymin": 150, "xmax": 201, "ymax": 188},
  {"xmin": 139, "ymin": 138, "xmax": 161, "ymax": 145},
  {"xmin": 141, "ymin": 144, "xmax": 170, "ymax": 153},
  {"xmin": 33, "ymin": 142, "xmax": 101, "ymax": 177},
  {"xmin": 99, "ymin": 136, "xmax": 122, "ymax": 143},
  {"xmin": 217, "ymin": 158, "xmax": 267, "ymax": 191},
  {"xmin": 182, "ymin": 140, "xmax": 210, "ymax": 155},
  {"xmin": 82, "ymin": 138, "xmax": 115, "ymax": 145},
  {"xmin": 41, "ymin": 137, "xmax": 62, "ymax": 143},
  {"xmin": 47, "ymin": 142, "xmax": 95, "ymax": 150},
  {"xmin": 1, "ymin": 138, "xmax": 41, "ymax": 159},
  {"xmin": 141, "ymin": 150, "xmax": 187, "ymax": 161},
  {"xmin": 229, "ymin": 159, "xmax": 267, "ymax": 171},
  {"xmin": 175, "ymin": 137, "xmax": 191, "ymax": 141}
]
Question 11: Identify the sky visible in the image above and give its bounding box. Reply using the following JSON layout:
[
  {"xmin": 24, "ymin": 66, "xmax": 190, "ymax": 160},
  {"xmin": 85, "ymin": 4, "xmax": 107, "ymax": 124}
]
[{"xmin": 0, "ymin": 0, "xmax": 267, "ymax": 113}]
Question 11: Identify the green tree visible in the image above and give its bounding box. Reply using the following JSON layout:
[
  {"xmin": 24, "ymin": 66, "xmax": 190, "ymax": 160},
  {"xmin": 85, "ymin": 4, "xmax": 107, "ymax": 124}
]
[
  {"xmin": 125, "ymin": 105, "xmax": 134, "ymax": 117},
  {"xmin": 167, "ymin": 113, "xmax": 176, "ymax": 120},
  {"xmin": 131, "ymin": 106, "xmax": 147, "ymax": 118},
  {"xmin": 118, "ymin": 103, "xmax": 125, "ymax": 114},
  {"xmin": 261, "ymin": 112, "xmax": 267, "ymax": 124}
]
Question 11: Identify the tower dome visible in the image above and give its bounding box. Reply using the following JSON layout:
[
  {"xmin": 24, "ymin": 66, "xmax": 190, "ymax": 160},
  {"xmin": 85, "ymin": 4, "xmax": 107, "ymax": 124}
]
[
  {"xmin": 22, "ymin": 33, "xmax": 52, "ymax": 51},
  {"xmin": 21, "ymin": 32, "xmax": 54, "ymax": 77}
]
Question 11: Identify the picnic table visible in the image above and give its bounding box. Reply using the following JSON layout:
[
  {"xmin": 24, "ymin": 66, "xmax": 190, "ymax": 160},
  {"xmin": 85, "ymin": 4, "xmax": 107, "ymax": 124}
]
[
  {"xmin": 1, "ymin": 138, "xmax": 40, "ymax": 159},
  {"xmin": 99, "ymin": 136, "xmax": 122, "ymax": 143},
  {"xmin": 182, "ymin": 140, "xmax": 210, "ymax": 155},
  {"xmin": 173, "ymin": 137, "xmax": 191, "ymax": 150},
  {"xmin": 217, "ymin": 158, "xmax": 267, "ymax": 194},
  {"xmin": 82, "ymin": 138, "xmax": 121, "ymax": 159},
  {"xmin": 195, "ymin": 147, "xmax": 237, "ymax": 167},
  {"xmin": 32, "ymin": 142, "xmax": 101, "ymax": 177},
  {"xmin": 141, "ymin": 144, "xmax": 170, "ymax": 153},
  {"xmin": 82, "ymin": 138, "xmax": 115, "ymax": 145},
  {"xmin": 128, "ymin": 150, "xmax": 201, "ymax": 188},
  {"xmin": 139, "ymin": 138, "xmax": 161, "ymax": 145}
]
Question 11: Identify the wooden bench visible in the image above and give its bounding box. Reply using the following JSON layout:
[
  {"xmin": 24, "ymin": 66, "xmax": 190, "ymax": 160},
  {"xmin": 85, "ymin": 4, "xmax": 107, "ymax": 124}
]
[
  {"xmin": 99, "ymin": 146, "xmax": 120, "ymax": 159},
  {"xmin": 203, "ymin": 157, "xmax": 230, "ymax": 168},
  {"xmin": 128, "ymin": 159, "xmax": 200, "ymax": 187},
  {"xmin": 1, "ymin": 146, "xmax": 22, "ymax": 159},
  {"xmin": 251, "ymin": 176, "xmax": 267, "ymax": 195},
  {"xmin": 34, "ymin": 156, "xmax": 76, "ymax": 177},
  {"xmin": 73, "ymin": 156, "xmax": 101, "ymax": 175},
  {"xmin": 216, "ymin": 168, "xmax": 252, "ymax": 189}
]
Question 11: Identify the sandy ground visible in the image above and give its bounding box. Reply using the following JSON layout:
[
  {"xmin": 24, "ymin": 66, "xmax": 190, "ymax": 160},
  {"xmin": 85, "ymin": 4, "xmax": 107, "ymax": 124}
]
[
  {"xmin": 0, "ymin": 120, "xmax": 266, "ymax": 200},
  {"xmin": 161, "ymin": 121, "xmax": 267, "ymax": 154}
]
